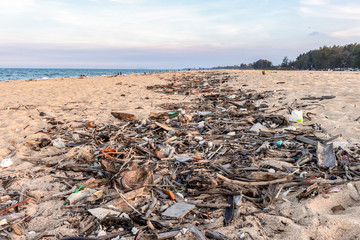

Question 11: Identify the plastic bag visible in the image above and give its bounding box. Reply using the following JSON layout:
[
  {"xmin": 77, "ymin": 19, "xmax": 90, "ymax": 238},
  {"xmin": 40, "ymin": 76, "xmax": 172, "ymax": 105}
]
[{"xmin": 289, "ymin": 110, "xmax": 303, "ymax": 123}]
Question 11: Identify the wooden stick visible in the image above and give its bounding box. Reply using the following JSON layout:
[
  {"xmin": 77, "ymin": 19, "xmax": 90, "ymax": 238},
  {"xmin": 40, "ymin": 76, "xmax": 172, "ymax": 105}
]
[
  {"xmin": 157, "ymin": 231, "xmax": 180, "ymax": 240},
  {"xmin": 216, "ymin": 174, "xmax": 292, "ymax": 186},
  {"xmin": 282, "ymin": 178, "xmax": 345, "ymax": 188},
  {"xmin": 52, "ymin": 185, "xmax": 77, "ymax": 197},
  {"xmin": 93, "ymin": 127, "xmax": 100, "ymax": 145},
  {"xmin": 189, "ymin": 225, "xmax": 206, "ymax": 240},
  {"xmin": 19, "ymin": 184, "xmax": 27, "ymax": 203},
  {"xmin": 191, "ymin": 202, "xmax": 231, "ymax": 208},
  {"xmin": 145, "ymin": 197, "xmax": 158, "ymax": 218},
  {"xmin": 0, "ymin": 198, "xmax": 29, "ymax": 215},
  {"xmin": 188, "ymin": 190, "xmax": 242, "ymax": 196},
  {"xmin": 113, "ymin": 183, "xmax": 142, "ymax": 215},
  {"xmin": 295, "ymin": 136, "xmax": 318, "ymax": 146}
]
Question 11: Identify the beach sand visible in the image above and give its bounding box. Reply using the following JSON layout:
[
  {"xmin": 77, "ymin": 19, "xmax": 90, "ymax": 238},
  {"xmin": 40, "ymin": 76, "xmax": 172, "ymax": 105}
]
[{"xmin": 1, "ymin": 70, "xmax": 360, "ymax": 239}]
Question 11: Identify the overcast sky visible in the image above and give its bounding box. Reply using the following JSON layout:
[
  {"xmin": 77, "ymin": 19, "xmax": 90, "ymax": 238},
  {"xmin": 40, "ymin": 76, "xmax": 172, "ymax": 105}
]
[{"xmin": 0, "ymin": 0, "xmax": 359, "ymax": 68}]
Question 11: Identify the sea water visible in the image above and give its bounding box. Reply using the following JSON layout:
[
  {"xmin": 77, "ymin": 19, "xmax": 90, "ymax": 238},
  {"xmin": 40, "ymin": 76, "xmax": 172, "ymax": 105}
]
[{"xmin": 0, "ymin": 68, "xmax": 173, "ymax": 81}]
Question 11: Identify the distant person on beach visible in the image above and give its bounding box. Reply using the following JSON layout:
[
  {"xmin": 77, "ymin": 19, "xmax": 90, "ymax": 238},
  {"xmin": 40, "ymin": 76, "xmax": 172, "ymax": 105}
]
[{"xmin": 80, "ymin": 74, "xmax": 86, "ymax": 78}]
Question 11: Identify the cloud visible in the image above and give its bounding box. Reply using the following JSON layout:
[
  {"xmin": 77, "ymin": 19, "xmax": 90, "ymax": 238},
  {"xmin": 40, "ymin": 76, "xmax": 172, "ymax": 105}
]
[
  {"xmin": 300, "ymin": 1, "xmax": 360, "ymax": 20},
  {"xmin": 300, "ymin": 0, "xmax": 329, "ymax": 6},
  {"xmin": 1, "ymin": 0, "xmax": 358, "ymax": 68},
  {"xmin": 308, "ymin": 31, "xmax": 331, "ymax": 37},
  {"xmin": 309, "ymin": 31, "xmax": 321, "ymax": 36},
  {"xmin": 331, "ymin": 27, "xmax": 360, "ymax": 39},
  {"xmin": 0, "ymin": 0, "xmax": 276, "ymax": 49},
  {"xmin": 89, "ymin": 0, "xmax": 144, "ymax": 3},
  {"xmin": 0, "ymin": 43, "xmax": 293, "ymax": 68},
  {"xmin": 0, "ymin": 0, "xmax": 36, "ymax": 13}
]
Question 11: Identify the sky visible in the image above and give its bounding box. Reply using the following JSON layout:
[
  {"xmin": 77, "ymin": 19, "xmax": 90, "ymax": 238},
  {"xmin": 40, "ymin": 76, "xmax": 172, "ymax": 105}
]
[{"xmin": 0, "ymin": 0, "xmax": 360, "ymax": 68}]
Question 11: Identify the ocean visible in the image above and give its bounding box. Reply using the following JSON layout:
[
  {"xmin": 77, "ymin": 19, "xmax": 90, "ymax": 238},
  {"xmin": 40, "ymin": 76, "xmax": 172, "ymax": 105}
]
[{"xmin": 0, "ymin": 68, "xmax": 173, "ymax": 81}]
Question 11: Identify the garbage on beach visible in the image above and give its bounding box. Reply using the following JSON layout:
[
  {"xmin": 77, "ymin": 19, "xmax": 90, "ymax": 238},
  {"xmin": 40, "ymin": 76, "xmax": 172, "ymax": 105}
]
[
  {"xmin": 7, "ymin": 70, "xmax": 360, "ymax": 239},
  {"xmin": 0, "ymin": 158, "xmax": 13, "ymax": 168},
  {"xmin": 289, "ymin": 110, "xmax": 303, "ymax": 123},
  {"xmin": 250, "ymin": 123, "xmax": 269, "ymax": 133},
  {"xmin": 317, "ymin": 142, "xmax": 337, "ymax": 170},
  {"xmin": 53, "ymin": 139, "xmax": 66, "ymax": 148}
]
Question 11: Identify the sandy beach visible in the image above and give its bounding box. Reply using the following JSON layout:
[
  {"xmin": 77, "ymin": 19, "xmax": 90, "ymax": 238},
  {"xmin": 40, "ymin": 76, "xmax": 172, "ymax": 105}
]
[{"xmin": 1, "ymin": 70, "xmax": 360, "ymax": 239}]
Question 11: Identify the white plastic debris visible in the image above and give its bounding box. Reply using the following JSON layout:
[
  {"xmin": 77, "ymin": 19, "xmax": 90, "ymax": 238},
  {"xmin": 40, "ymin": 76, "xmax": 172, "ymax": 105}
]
[
  {"xmin": 162, "ymin": 202, "xmax": 195, "ymax": 219},
  {"xmin": 250, "ymin": 123, "xmax": 268, "ymax": 133},
  {"xmin": 256, "ymin": 141, "xmax": 270, "ymax": 153},
  {"xmin": 289, "ymin": 110, "xmax": 303, "ymax": 123},
  {"xmin": 234, "ymin": 194, "xmax": 243, "ymax": 207},
  {"xmin": 197, "ymin": 121, "xmax": 205, "ymax": 128},
  {"xmin": 197, "ymin": 112, "xmax": 212, "ymax": 115},
  {"xmin": 72, "ymin": 133, "xmax": 80, "ymax": 142},
  {"xmin": 282, "ymin": 140, "xmax": 297, "ymax": 148},
  {"xmin": 0, "ymin": 219, "xmax": 7, "ymax": 226},
  {"xmin": 222, "ymin": 164, "xmax": 231, "ymax": 169},
  {"xmin": 175, "ymin": 154, "xmax": 192, "ymax": 163},
  {"xmin": 160, "ymin": 145, "xmax": 175, "ymax": 157},
  {"xmin": 281, "ymin": 126, "xmax": 296, "ymax": 132},
  {"xmin": 53, "ymin": 139, "xmax": 66, "ymax": 148},
  {"xmin": 131, "ymin": 227, "xmax": 139, "ymax": 235},
  {"xmin": 89, "ymin": 207, "xmax": 120, "ymax": 220},
  {"xmin": 168, "ymin": 129, "xmax": 176, "ymax": 135},
  {"xmin": 332, "ymin": 141, "xmax": 348, "ymax": 149},
  {"xmin": 120, "ymin": 213, "xmax": 130, "ymax": 219},
  {"xmin": 194, "ymin": 136, "xmax": 203, "ymax": 141},
  {"xmin": 97, "ymin": 230, "xmax": 107, "ymax": 237},
  {"xmin": 176, "ymin": 192, "xmax": 185, "ymax": 200},
  {"xmin": 283, "ymin": 187, "xmax": 296, "ymax": 196},
  {"xmin": 239, "ymin": 233, "xmax": 246, "ymax": 239},
  {"xmin": 0, "ymin": 158, "xmax": 13, "ymax": 168}
]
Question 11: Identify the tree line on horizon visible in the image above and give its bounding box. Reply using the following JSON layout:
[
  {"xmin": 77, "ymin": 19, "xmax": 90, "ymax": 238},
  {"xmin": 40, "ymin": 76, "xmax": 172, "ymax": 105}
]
[{"xmin": 212, "ymin": 43, "xmax": 360, "ymax": 70}]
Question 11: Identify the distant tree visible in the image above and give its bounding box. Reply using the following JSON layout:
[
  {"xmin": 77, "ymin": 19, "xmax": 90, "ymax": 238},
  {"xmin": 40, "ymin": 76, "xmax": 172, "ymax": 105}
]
[
  {"xmin": 253, "ymin": 59, "xmax": 273, "ymax": 69},
  {"xmin": 281, "ymin": 56, "xmax": 289, "ymax": 67},
  {"xmin": 212, "ymin": 43, "xmax": 360, "ymax": 71},
  {"xmin": 293, "ymin": 43, "xmax": 360, "ymax": 69}
]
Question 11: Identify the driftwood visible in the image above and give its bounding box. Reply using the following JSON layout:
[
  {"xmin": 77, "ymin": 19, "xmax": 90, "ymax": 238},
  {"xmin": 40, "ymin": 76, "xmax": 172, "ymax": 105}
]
[{"xmin": 217, "ymin": 174, "xmax": 293, "ymax": 186}]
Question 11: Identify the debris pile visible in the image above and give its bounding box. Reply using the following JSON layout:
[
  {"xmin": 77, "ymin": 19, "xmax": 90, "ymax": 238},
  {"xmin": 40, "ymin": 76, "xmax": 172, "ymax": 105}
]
[{"xmin": 1, "ymin": 71, "xmax": 360, "ymax": 239}]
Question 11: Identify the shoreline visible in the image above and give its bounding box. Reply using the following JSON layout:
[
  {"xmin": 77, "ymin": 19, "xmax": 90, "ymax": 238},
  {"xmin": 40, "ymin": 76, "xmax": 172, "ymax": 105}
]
[{"xmin": 0, "ymin": 68, "xmax": 177, "ymax": 82}]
